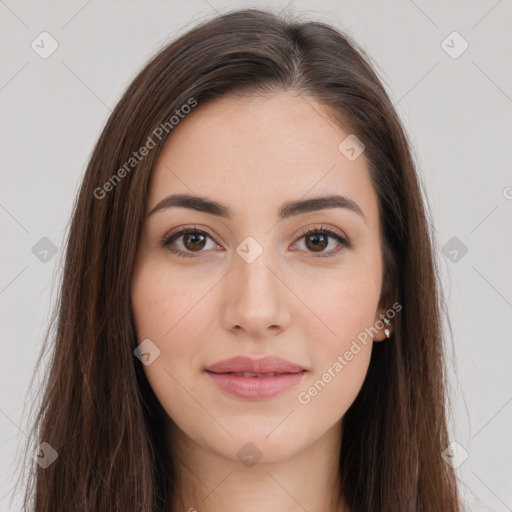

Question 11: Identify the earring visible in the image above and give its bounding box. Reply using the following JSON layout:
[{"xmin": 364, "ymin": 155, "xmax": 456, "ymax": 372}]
[{"xmin": 383, "ymin": 317, "xmax": 391, "ymax": 339}]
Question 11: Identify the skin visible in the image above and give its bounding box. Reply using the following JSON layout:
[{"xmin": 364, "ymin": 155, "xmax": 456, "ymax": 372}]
[{"xmin": 131, "ymin": 90, "xmax": 390, "ymax": 512}]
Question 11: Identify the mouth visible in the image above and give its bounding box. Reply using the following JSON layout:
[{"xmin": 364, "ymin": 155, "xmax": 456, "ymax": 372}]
[
  {"xmin": 206, "ymin": 371, "xmax": 301, "ymax": 377},
  {"xmin": 204, "ymin": 368, "xmax": 307, "ymax": 399}
]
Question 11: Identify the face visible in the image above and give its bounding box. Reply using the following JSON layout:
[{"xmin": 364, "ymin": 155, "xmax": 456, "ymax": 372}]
[{"xmin": 131, "ymin": 91, "xmax": 388, "ymax": 464}]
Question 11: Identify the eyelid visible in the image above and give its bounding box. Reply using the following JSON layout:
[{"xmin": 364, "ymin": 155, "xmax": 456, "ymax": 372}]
[
  {"xmin": 295, "ymin": 223, "xmax": 348, "ymax": 241},
  {"xmin": 163, "ymin": 224, "xmax": 217, "ymax": 243},
  {"xmin": 161, "ymin": 224, "xmax": 222, "ymax": 254},
  {"xmin": 290, "ymin": 224, "xmax": 350, "ymax": 257}
]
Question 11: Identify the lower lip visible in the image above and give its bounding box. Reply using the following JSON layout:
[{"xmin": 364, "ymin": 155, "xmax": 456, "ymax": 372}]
[{"xmin": 205, "ymin": 371, "xmax": 307, "ymax": 399}]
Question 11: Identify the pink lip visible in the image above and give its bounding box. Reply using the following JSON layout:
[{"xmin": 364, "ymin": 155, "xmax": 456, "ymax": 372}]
[
  {"xmin": 204, "ymin": 356, "xmax": 307, "ymax": 399},
  {"xmin": 205, "ymin": 355, "xmax": 306, "ymax": 374}
]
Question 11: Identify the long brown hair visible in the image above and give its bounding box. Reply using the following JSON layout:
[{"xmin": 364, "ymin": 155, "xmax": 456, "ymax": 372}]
[{"xmin": 17, "ymin": 7, "xmax": 463, "ymax": 511}]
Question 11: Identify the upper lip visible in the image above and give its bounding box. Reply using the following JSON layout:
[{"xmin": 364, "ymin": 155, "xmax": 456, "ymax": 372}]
[{"xmin": 205, "ymin": 355, "xmax": 306, "ymax": 374}]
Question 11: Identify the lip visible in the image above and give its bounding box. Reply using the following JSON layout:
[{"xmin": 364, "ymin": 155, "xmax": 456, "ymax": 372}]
[
  {"xmin": 205, "ymin": 355, "xmax": 306, "ymax": 374},
  {"xmin": 204, "ymin": 355, "xmax": 307, "ymax": 399}
]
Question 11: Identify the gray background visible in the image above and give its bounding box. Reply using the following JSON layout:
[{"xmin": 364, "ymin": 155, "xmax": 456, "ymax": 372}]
[{"xmin": 1, "ymin": 1, "xmax": 511, "ymax": 510}]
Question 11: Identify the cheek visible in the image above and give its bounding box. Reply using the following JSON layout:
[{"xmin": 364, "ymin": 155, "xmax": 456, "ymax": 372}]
[
  {"xmin": 131, "ymin": 260, "xmax": 213, "ymax": 404},
  {"xmin": 295, "ymin": 279, "xmax": 376, "ymax": 419},
  {"xmin": 292, "ymin": 258, "xmax": 381, "ymax": 412},
  {"xmin": 131, "ymin": 259, "xmax": 210, "ymax": 350},
  {"xmin": 296, "ymin": 257, "xmax": 382, "ymax": 351}
]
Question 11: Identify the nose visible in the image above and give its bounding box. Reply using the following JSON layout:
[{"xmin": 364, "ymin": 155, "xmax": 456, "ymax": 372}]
[{"xmin": 219, "ymin": 240, "xmax": 292, "ymax": 339}]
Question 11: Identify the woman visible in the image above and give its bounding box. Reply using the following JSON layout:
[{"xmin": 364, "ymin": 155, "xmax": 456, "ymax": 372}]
[{"xmin": 20, "ymin": 7, "xmax": 463, "ymax": 511}]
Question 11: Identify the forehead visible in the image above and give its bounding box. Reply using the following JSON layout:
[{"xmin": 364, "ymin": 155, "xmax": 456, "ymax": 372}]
[{"xmin": 147, "ymin": 91, "xmax": 380, "ymax": 231}]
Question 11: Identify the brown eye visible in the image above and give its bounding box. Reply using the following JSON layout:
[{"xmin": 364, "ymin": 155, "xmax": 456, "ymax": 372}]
[
  {"xmin": 181, "ymin": 232, "xmax": 207, "ymax": 251},
  {"xmin": 161, "ymin": 227, "xmax": 218, "ymax": 258},
  {"xmin": 161, "ymin": 225, "xmax": 350, "ymax": 259},
  {"xmin": 294, "ymin": 226, "xmax": 350, "ymax": 257},
  {"xmin": 304, "ymin": 232, "xmax": 329, "ymax": 252}
]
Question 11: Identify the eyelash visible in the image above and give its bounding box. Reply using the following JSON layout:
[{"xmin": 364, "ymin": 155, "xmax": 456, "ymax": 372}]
[{"xmin": 160, "ymin": 224, "xmax": 350, "ymax": 259}]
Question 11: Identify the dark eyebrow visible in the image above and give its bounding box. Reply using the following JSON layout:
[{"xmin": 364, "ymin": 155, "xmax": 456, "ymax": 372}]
[{"xmin": 148, "ymin": 193, "xmax": 366, "ymax": 222}]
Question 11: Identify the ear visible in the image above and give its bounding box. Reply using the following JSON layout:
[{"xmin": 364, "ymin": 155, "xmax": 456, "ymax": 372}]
[{"xmin": 373, "ymin": 307, "xmax": 392, "ymax": 342}]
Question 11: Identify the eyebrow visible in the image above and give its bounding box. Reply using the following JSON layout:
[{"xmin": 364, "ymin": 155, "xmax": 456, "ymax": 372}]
[{"xmin": 148, "ymin": 193, "xmax": 366, "ymax": 222}]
